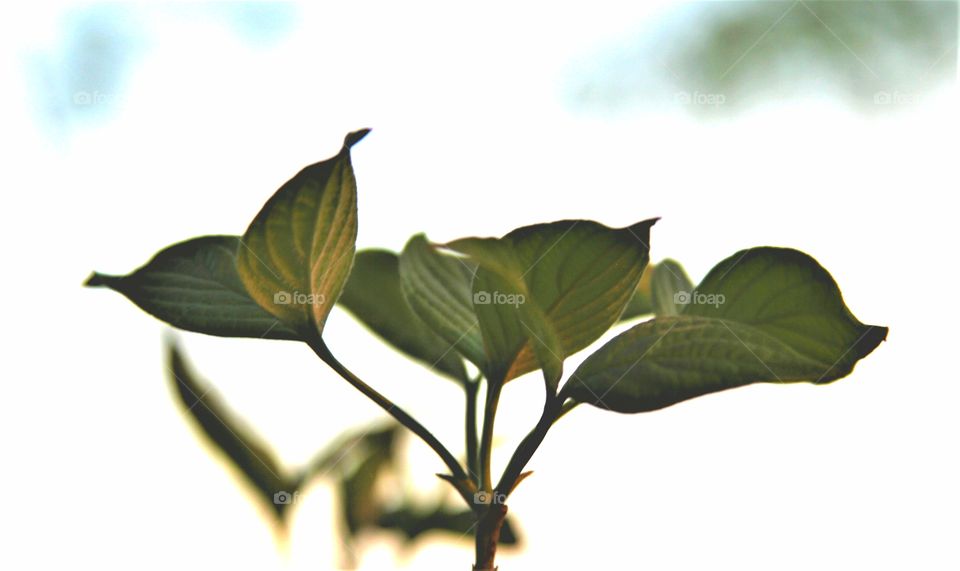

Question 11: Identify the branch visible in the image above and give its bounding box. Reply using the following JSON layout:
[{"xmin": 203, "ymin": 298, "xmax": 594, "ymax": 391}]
[
  {"xmin": 306, "ymin": 335, "xmax": 468, "ymax": 483},
  {"xmin": 495, "ymin": 388, "xmax": 563, "ymax": 495},
  {"xmin": 465, "ymin": 377, "xmax": 481, "ymax": 484},
  {"xmin": 478, "ymin": 380, "xmax": 503, "ymax": 491}
]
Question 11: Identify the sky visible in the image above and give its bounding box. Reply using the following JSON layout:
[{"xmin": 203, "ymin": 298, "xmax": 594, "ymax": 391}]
[{"xmin": 1, "ymin": 2, "xmax": 958, "ymax": 570}]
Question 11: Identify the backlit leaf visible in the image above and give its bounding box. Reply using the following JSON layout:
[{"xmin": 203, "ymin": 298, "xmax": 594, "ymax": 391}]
[
  {"xmin": 565, "ymin": 247, "xmax": 888, "ymax": 413},
  {"xmin": 618, "ymin": 261, "xmax": 655, "ymax": 321},
  {"xmin": 447, "ymin": 219, "xmax": 657, "ymax": 386},
  {"xmin": 237, "ymin": 130, "xmax": 368, "ymax": 337},
  {"xmin": 398, "ymin": 234, "xmax": 487, "ymax": 370}
]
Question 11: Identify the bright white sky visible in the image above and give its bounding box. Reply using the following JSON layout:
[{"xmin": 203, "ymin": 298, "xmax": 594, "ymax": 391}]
[{"xmin": 1, "ymin": 2, "xmax": 958, "ymax": 570}]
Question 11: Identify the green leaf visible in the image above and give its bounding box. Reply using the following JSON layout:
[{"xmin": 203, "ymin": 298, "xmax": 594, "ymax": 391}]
[
  {"xmin": 237, "ymin": 130, "xmax": 368, "ymax": 337},
  {"xmin": 565, "ymin": 247, "xmax": 888, "ymax": 413},
  {"xmin": 618, "ymin": 261, "xmax": 655, "ymax": 321},
  {"xmin": 86, "ymin": 236, "xmax": 299, "ymax": 340},
  {"xmin": 338, "ymin": 427, "xmax": 398, "ymax": 536},
  {"xmin": 447, "ymin": 219, "xmax": 657, "ymax": 386},
  {"xmin": 166, "ymin": 340, "xmax": 297, "ymax": 521},
  {"xmin": 338, "ymin": 249, "xmax": 469, "ymax": 383},
  {"xmin": 398, "ymin": 234, "xmax": 487, "ymax": 370},
  {"xmin": 302, "ymin": 424, "xmax": 399, "ymax": 482},
  {"xmin": 650, "ymin": 259, "xmax": 694, "ymax": 317}
]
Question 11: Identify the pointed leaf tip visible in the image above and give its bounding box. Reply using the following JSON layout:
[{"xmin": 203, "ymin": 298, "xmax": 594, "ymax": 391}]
[
  {"xmin": 237, "ymin": 133, "xmax": 361, "ymax": 336},
  {"xmin": 84, "ymin": 272, "xmax": 107, "ymax": 287},
  {"xmin": 444, "ymin": 219, "xmax": 656, "ymax": 386},
  {"xmin": 344, "ymin": 129, "xmax": 371, "ymax": 148},
  {"xmin": 84, "ymin": 236, "xmax": 300, "ymax": 340}
]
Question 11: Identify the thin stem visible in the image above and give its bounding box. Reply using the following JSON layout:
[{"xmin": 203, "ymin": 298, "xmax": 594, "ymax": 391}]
[
  {"xmin": 306, "ymin": 335, "xmax": 468, "ymax": 483},
  {"xmin": 495, "ymin": 388, "xmax": 563, "ymax": 495},
  {"xmin": 465, "ymin": 378, "xmax": 481, "ymax": 485},
  {"xmin": 479, "ymin": 380, "xmax": 503, "ymax": 491}
]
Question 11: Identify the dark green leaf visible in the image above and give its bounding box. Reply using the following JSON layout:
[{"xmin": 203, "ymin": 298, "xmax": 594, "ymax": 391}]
[
  {"xmin": 650, "ymin": 259, "xmax": 694, "ymax": 316},
  {"xmin": 237, "ymin": 130, "xmax": 368, "ymax": 337},
  {"xmin": 565, "ymin": 247, "xmax": 888, "ymax": 413},
  {"xmin": 398, "ymin": 234, "xmax": 487, "ymax": 370},
  {"xmin": 85, "ymin": 235, "xmax": 298, "ymax": 340},
  {"xmin": 339, "ymin": 250, "xmax": 468, "ymax": 383},
  {"xmin": 447, "ymin": 219, "xmax": 657, "ymax": 386},
  {"xmin": 166, "ymin": 340, "xmax": 296, "ymax": 521}
]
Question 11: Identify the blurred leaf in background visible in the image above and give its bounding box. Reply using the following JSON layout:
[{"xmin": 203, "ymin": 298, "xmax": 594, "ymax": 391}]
[
  {"xmin": 167, "ymin": 340, "xmax": 520, "ymax": 567},
  {"xmin": 569, "ymin": 0, "xmax": 957, "ymax": 115}
]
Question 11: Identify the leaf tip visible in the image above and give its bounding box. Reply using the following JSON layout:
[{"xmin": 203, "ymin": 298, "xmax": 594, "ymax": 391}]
[
  {"xmin": 509, "ymin": 470, "xmax": 534, "ymax": 494},
  {"xmin": 344, "ymin": 128, "xmax": 372, "ymax": 149},
  {"xmin": 83, "ymin": 272, "xmax": 110, "ymax": 287},
  {"xmin": 626, "ymin": 217, "xmax": 659, "ymax": 240},
  {"xmin": 864, "ymin": 324, "xmax": 890, "ymax": 352}
]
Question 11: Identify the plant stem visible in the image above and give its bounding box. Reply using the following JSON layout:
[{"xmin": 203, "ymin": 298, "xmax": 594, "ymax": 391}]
[
  {"xmin": 465, "ymin": 378, "xmax": 480, "ymax": 484},
  {"xmin": 556, "ymin": 399, "xmax": 580, "ymax": 422},
  {"xmin": 306, "ymin": 335, "xmax": 468, "ymax": 483},
  {"xmin": 496, "ymin": 390, "xmax": 563, "ymax": 495},
  {"xmin": 479, "ymin": 380, "xmax": 503, "ymax": 492},
  {"xmin": 474, "ymin": 502, "xmax": 508, "ymax": 571}
]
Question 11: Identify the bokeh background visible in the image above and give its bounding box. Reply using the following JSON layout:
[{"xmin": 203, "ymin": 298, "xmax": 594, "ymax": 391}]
[{"xmin": 2, "ymin": 2, "xmax": 958, "ymax": 569}]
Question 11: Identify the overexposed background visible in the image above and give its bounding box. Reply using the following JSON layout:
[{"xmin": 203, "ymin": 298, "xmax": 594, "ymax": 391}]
[{"xmin": 1, "ymin": 2, "xmax": 957, "ymax": 569}]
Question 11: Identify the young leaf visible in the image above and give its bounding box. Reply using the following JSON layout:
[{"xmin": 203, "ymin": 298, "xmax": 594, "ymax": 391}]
[
  {"xmin": 339, "ymin": 249, "xmax": 469, "ymax": 383},
  {"xmin": 237, "ymin": 130, "xmax": 369, "ymax": 337},
  {"xmin": 650, "ymin": 259, "xmax": 694, "ymax": 316},
  {"xmin": 86, "ymin": 236, "xmax": 299, "ymax": 340},
  {"xmin": 398, "ymin": 234, "xmax": 487, "ymax": 370},
  {"xmin": 564, "ymin": 247, "xmax": 888, "ymax": 413},
  {"xmin": 167, "ymin": 340, "xmax": 297, "ymax": 522},
  {"xmin": 447, "ymin": 219, "xmax": 657, "ymax": 386}
]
